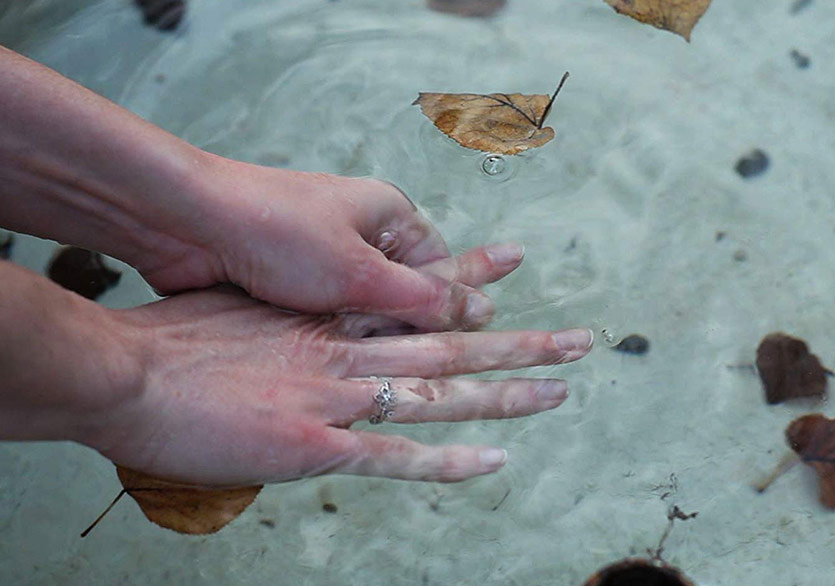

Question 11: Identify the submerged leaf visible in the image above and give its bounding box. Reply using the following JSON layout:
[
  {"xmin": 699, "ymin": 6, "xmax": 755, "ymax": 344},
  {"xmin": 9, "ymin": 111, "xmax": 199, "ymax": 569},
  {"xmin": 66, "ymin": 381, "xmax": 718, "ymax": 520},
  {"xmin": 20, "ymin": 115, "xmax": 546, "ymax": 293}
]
[
  {"xmin": 583, "ymin": 558, "xmax": 695, "ymax": 586},
  {"xmin": 116, "ymin": 466, "xmax": 262, "ymax": 534},
  {"xmin": 756, "ymin": 332, "xmax": 828, "ymax": 404},
  {"xmin": 786, "ymin": 414, "xmax": 835, "ymax": 508},
  {"xmin": 414, "ymin": 72, "xmax": 569, "ymax": 155},
  {"xmin": 603, "ymin": 0, "xmax": 712, "ymax": 41},
  {"xmin": 47, "ymin": 246, "xmax": 121, "ymax": 300},
  {"xmin": 427, "ymin": 0, "xmax": 506, "ymax": 17},
  {"xmin": 0, "ymin": 232, "xmax": 13, "ymax": 260}
]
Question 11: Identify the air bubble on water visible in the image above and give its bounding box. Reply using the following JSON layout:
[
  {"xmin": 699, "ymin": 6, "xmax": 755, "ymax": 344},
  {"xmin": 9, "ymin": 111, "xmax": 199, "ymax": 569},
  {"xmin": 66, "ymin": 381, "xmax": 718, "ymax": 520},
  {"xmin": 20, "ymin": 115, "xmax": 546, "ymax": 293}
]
[
  {"xmin": 601, "ymin": 328, "xmax": 621, "ymax": 347},
  {"xmin": 481, "ymin": 154, "xmax": 507, "ymax": 176}
]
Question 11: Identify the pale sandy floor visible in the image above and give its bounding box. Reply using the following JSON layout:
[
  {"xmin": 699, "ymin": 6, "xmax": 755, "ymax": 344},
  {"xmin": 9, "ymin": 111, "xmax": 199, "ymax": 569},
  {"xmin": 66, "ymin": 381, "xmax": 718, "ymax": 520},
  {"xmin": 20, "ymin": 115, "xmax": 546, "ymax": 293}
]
[{"xmin": 2, "ymin": 1, "xmax": 835, "ymax": 584}]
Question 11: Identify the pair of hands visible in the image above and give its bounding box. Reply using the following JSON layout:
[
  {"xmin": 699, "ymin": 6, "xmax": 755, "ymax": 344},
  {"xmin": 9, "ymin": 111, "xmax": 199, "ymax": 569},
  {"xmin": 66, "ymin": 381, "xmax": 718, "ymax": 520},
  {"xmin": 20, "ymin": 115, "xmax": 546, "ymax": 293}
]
[
  {"xmin": 0, "ymin": 47, "xmax": 591, "ymax": 486},
  {"xmin": 92, "ymin": 163, "xmax": 592, "ymax": 487}
]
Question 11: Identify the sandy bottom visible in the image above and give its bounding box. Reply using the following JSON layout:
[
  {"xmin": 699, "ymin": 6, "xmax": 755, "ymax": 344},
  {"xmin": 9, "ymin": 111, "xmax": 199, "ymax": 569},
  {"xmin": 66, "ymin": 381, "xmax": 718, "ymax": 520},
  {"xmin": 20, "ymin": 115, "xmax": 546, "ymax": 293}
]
[{"xmin": 2, "ymin": 0, "xmax": 835, "ymax": 584}]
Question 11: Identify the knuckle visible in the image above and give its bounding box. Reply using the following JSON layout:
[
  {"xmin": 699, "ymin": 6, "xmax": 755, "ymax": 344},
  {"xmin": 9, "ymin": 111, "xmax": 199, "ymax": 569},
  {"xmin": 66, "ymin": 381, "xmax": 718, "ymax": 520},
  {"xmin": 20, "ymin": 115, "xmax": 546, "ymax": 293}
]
[
  {"xmin": 343, "ymin": 251, "xmax": 386, "ymax": 304},
  {"xmin": 439, "ymin": 335, "xmax": 468, "ymax": 375}
]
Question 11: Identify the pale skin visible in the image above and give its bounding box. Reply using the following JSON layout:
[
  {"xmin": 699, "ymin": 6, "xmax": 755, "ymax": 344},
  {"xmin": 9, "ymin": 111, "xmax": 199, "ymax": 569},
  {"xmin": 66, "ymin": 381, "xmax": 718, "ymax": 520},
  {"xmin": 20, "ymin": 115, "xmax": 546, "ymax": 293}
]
[{"xmin": 0, "ymin": 46, "xmax": 593, "ymax": 486}]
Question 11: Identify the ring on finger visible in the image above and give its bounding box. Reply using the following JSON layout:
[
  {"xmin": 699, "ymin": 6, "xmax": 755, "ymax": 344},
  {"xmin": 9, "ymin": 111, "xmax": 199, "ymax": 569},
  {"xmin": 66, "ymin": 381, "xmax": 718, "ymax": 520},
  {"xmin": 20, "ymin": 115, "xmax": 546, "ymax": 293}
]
[{"xmin": 369, "ymin": 377, "xmax": 397, "ymax": 424}]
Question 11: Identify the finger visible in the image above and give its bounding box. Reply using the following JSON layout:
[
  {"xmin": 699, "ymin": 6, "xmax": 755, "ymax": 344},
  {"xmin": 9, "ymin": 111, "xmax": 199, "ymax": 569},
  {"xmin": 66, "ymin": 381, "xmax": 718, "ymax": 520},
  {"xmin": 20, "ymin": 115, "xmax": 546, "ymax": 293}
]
[
  {"xmin": 417, "ymin": 242, "xmax": 525, "ymax": 289},
  {"xmin": 363, "ymin": 180, "xmax": 450, "ymax": 266},
  {"xmin": 341, "ymin": 327, "xmax": 594, "ymax": 378},
  {"xmin": 342, "ymin": 244, "xmax": 496, "ymax": 331},
  {"xmin": 325, "ymin": 377, "xmax": 569, "ymax": 427},
  {"xmin": 325, "ymin": 428, "xmax": 508, "ymax": 482}
]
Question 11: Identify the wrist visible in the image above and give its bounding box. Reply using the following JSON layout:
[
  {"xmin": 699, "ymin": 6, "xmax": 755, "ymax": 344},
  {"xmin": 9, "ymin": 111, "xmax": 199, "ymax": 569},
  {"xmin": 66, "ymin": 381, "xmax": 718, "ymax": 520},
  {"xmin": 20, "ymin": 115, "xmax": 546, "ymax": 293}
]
[{"xmin": 0, "ymin": 263, "xmax": 147, "ymax": 445}]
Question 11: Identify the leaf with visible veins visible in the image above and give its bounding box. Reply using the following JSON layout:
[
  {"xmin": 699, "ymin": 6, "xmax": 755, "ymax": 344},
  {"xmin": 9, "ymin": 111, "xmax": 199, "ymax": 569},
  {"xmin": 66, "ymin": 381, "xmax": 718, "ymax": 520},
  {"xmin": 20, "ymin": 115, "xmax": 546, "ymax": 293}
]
[
  {"xmin": 82, "ymin": 466, "xmax": 262, "ymax": 536},
  {"xmin": 414, "ymin": 72, "xmax": 569, "ymax": 155}
]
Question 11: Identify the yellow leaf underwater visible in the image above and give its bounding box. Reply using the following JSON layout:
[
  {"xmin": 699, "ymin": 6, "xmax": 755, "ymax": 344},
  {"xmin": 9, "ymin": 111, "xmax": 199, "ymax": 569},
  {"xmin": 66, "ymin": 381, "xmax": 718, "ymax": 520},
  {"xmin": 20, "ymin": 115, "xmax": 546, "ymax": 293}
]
[
  {"xmin": 603, "ymin": 0, "xmax": 712, "ymax": 41},
  {"xmin": 413, "ymin": 72, "xmax": 569, "ymax": 155},
  {"xmin": 116, "ymin": 467, "xmax": 262, "ymax": 534},
  {"xmin": 82, "ymin": 466, "xmax": 262, "ymax": 536}
]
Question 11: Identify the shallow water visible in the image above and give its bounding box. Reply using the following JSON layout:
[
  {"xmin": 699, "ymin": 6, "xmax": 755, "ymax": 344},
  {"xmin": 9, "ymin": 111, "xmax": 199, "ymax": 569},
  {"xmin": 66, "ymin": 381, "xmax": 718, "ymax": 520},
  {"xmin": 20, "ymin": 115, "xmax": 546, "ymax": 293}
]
[{"xmin": 2, "ymin": 1, "xmax": 835, "ymax": 584}]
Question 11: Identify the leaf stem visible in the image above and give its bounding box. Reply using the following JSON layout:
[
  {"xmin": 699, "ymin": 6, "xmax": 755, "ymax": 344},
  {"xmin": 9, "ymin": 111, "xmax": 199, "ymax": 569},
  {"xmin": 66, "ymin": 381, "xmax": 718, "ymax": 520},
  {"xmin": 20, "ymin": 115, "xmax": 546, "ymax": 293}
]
[
  {"xmin": 538, "ymin": 71, "xmax": 570, "ymax": 129},
  {"xmin": 80, "ymin": 489, "xmax": 127, "ymax": 537}
]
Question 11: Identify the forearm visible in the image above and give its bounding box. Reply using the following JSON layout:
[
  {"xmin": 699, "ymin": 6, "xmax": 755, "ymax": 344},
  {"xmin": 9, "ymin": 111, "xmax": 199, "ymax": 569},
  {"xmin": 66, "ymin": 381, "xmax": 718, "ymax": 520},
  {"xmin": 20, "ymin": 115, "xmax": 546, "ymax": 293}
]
[
  {"xmin": 0, "ymin": 260, "xmax": 142, "ymax": 442},
  {"xmin": 0, "ymin": 46, "xmax": 217, "ymax": 280}
]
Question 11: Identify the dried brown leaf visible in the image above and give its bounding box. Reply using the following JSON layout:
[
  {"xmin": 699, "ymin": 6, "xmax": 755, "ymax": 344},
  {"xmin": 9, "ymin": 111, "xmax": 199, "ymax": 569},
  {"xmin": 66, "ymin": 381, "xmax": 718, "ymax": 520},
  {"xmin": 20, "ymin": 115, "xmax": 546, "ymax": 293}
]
[
  {"xmin": 786, "ymin": 414, "xmax": 835, "ymax": 508},
  {"xmin": 116, "ymin": 466, "xmax": 262, "ymax": 534},
  {"xmin": 756, "ymin": 332, "xmax": 828, "ymax": 404},
  {"xmin": 604, "ymin": 0, "xmax": 712, "ymax": 41},
  {"xmin": 413, "ymin": 72, "xmax": 569, "ymax": 155}
]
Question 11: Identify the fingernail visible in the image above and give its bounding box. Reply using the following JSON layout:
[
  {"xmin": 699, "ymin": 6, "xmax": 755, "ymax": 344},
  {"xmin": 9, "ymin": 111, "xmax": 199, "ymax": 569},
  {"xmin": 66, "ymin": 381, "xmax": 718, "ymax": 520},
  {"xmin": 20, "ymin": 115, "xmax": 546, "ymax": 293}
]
[
  {"xmin": 376, "ymin": 231, "xmax": 397, "ymax": 253},
  {"xmin": 535, "ymin": 380, "xmax": 569, "ymax": 404},
  {"xmin": 464, "ymin": 292, "xmax": 495, "ymax": 326},
  {"xmin": 479, "ymin": 448, "xmax": 507, "ymax": 471},
  {"xmin": 554, "ymin": 328, "xmax": 594, "ymax": 351},
  {"xmin": 485, "ymin": 242, "xmax": 525, "ymax": 266}
]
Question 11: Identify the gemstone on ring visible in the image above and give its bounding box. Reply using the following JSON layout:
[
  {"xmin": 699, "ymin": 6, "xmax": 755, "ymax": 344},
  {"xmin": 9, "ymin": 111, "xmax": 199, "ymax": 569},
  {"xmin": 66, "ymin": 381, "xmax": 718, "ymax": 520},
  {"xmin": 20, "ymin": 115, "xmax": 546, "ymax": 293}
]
[{"xmin": 369, "ymin": 377, "xmax": 397, "ymax": 424}]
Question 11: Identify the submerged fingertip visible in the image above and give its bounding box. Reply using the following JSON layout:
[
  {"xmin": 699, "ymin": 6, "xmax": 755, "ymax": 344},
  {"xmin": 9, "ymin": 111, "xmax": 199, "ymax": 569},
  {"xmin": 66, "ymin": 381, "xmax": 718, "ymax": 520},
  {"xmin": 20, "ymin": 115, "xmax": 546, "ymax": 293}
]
[
  {"xmin": 463, "ymin": 291, "xmax": 495, "ymax": 328},
  {"xmin": 553, "ymin": 327, "xmax": 594, "ymax": 352},
  {"xmin": 479, "ymin": 447, "xmax": 508, "ymax": 471},
  {"xmin": 485, "ymin": 242, "xmax": 525, "ymax": 266}
]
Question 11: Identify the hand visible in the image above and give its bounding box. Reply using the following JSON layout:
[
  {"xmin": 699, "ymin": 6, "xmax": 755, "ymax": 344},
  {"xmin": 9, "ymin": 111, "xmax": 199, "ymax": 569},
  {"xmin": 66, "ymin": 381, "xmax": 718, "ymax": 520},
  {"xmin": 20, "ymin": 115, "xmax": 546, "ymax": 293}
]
[
  {"xmin": 0, "ymin": 49, "xmax": 514, "ymax": 331},
  {"xmin": 141, "ymin": 159, "xmax": 520, "ymax": 331},
  {"xmin": 86, "ymin": 287, "xmax": 593, "ymax": 487}
]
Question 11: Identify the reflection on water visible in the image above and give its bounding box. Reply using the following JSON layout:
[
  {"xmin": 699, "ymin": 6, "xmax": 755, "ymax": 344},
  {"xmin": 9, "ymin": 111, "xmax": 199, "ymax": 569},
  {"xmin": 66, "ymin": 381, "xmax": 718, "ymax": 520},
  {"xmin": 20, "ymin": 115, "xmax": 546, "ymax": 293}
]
[{"xmin": 2, "ymin": 0, "xmax": 835, "ymax": 585}]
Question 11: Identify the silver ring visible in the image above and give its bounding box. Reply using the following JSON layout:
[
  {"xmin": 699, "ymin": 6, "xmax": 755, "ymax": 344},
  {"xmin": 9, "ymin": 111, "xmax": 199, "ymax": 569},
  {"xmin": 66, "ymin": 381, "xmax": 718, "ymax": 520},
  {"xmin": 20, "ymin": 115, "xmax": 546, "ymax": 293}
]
[{"xmin": 369, "ymin": 377, "xmax": 397, "ymax": 424}]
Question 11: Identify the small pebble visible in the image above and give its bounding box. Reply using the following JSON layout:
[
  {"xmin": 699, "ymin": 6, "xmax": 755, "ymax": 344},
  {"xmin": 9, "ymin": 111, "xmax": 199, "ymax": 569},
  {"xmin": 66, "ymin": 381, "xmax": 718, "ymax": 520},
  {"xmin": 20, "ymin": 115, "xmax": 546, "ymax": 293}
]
[
  {"xmin": 612, "ymin": 334, "xmax": 650, "ymax": 355},
  {"xmin": 715, "ymin": 231, "xmax": 726, "ymax": 242},
  {"xmin": 789, "ymin": 0, "xmax": 813, "ymax": 14},
  {"xmin": 735, "ymin": 149, "xmax": 769, "ymax": 179},
  {"xmin": 322, "ymin": 503, "xmax": 338, "ymax": 513},
  {"xmin": 733, "ymin": 249, "xmax": 748, "ymax": 262},
  {"xmin": 790, "ymin": 49, "xmax": 811, "ymax": 69},
  {"xmin": 134, "ymin": 0, "xmax": 186, "ymax": 31},
  {"xmin": 259, "ymin": 519, "xmax": 276, "ymax": 529}
]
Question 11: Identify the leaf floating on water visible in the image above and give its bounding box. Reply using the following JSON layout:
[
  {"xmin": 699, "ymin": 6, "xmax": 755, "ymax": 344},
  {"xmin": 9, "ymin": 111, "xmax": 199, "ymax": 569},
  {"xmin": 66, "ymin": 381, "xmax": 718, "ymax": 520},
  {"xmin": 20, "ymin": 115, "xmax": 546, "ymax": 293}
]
[
  {"xmin": 756, "ymin": 332, "xmax": 829, "ymax": 404},
  {"xmin": 427, "ymin": 0, "xmax": 507, "ymax": 17},
  {"xmin": 786, "ymin": 414, "xmax": 835, "ymax": 508},
  {"xmin": 413, "ymin": 72, "xmax": 569, "ymax": 155},
  {"xmin": 83, "ymin": 466, "xmax": 262, "ymax": 535},
  {"xmin": 603, "ymin": 0, "xmax": 712, "ymax": 41}
]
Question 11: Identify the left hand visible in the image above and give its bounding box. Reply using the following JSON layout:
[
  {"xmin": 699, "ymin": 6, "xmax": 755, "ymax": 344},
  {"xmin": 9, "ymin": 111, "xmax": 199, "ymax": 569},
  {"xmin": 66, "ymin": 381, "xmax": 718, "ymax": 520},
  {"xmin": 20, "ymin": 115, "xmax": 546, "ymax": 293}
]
[
  {"xmin": 138, "ymin": 159, "xmax": 520, "ymax": 331},
  {"xmin": 83, "ymin": 284, "xmax": 593, "ymax": 487}
]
